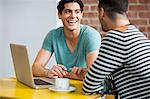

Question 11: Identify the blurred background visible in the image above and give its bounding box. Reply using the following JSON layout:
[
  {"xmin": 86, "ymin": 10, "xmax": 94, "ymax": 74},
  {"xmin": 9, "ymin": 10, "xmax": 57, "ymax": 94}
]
[
  {"xmin": 0, "ymin": 0, "xmax": 61, "ymax": 78},
  {"xmin": 81, "ymin": 0, "xmax": 150, "ymax": 38},
  {"xmin": 0, "ymin": 0, "xmax": 150, "ymax": 78}
]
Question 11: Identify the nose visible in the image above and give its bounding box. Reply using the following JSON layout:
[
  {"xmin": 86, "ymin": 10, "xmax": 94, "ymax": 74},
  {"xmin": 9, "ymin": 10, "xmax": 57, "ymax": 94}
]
[{"xmin": 70, "ymin": 11, "xmax": 76, "ymax": 18}]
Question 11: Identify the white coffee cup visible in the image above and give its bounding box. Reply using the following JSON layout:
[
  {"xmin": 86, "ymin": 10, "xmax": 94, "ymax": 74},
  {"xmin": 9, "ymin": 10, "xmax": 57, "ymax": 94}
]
[{"xmin": 55, "ymin": 78, "xmax": 70, "ymax": 90}]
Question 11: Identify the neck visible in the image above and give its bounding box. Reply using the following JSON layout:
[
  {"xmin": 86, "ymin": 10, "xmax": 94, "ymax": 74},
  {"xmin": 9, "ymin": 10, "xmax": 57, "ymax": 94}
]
[
  {"xmin": 108, "ymin": 14, "xmax": 130, "ymax": 29},
  {"xmin": 112, "ymin": 19, "xmax": 130, "ymax": 29},
  {"xmin": 66, "ymin": 34, "xmax": 79, "ymax": 53},
  {"xmin": 64, "ymin": 28, "xmax": 80, "ymax": 41},
  {"xmin": 64, "ymin": 27, "xmax": 80, "ymax": 53}
]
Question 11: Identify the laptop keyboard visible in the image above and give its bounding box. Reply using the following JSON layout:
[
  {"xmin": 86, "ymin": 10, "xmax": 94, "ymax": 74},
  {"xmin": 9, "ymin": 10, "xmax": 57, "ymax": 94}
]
[{"xmin": 34, "ymin": 79, "xmax": 53, "ymax": 85}]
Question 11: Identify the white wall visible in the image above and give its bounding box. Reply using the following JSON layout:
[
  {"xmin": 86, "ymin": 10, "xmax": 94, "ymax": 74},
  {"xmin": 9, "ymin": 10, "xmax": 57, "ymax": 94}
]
[
  {"xmin": 0, "ymin": 0, "xmax": 58, "ymax": 78},
  {"xmin": 0, "ymin": 0, "xmax": 4, "ymax": 78}
]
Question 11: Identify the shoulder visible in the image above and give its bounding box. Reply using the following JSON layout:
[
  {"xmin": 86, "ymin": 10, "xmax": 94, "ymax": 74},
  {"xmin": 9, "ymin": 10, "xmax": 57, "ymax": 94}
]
[
  {"xmin": 102, "ymin": 30, "xmax": 125, "ymax": 45},
  {"xmin": 80, "ymin": 24, "xmax": 101, "ymax": 39},
  {"xmin": 46, "ymin": 27, "xmax": 63, "ymax": 37},
  {"xmin": 48, "ymin": 27, "xmax": 63, "ymax": 34},
  {"xmin": 80, "ymin": 24, "xmax": 98, "ymax": 33},
  {"xmin": 106, "ymin": 29, "xmax": 125, "ymax": 38}
]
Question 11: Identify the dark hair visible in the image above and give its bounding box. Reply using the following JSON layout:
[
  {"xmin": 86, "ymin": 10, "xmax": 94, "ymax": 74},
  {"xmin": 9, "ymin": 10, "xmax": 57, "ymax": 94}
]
[
  {"xmin": 57, "ymin": 0, "xmax": 84, "ymax": 14},
  {"xmin": 98, "ymin": 0, "xmax": 128, "ymax": 18}
]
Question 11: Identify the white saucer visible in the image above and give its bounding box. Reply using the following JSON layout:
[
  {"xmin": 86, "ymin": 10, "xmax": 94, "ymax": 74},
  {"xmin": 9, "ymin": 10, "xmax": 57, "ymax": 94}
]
[{"xmin": 48, "ymin": 85, "xmax": 76, "ymax": 93}]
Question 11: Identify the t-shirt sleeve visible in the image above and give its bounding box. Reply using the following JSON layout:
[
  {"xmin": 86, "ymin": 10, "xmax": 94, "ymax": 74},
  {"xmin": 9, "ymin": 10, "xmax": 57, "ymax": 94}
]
[
  {"xmin": 42, "ymin": 30, "xmax": 54, "ymax": 53},
  {"xmin": 85, "ymin": 27, "xmax": 101, "ymax": 53}
]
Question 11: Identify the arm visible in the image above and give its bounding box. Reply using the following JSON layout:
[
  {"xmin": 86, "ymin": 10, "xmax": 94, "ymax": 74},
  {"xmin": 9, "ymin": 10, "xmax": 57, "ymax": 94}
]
[
  {"xmin": 82, "ymin": 32, "xmax": 125, "ymax": 94},
  {"xmin": 32, "ymin": 29, "xmax": 68, "ymax": 77},
  {"xmin": 32, "ymin": 48, "xmax": 51, "ymax": 77},
  {"xmin": 32, "ymin": 48, "xmax": 68, "ymax": 78}
]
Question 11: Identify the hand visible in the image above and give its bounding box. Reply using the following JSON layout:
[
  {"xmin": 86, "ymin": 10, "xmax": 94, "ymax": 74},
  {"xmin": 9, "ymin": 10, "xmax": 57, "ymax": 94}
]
[
  {"xmin": 64, "ymin": 67, "xmax": 88, "ymax": 80},
  {"xmin": 71, "ymin": 67, "xmax": 87, "ymax": 75},
  {"xmin": 47, "ymin": 64, "xmax": 68, "ymax": 78},
  {"xmin": 64, "ymin": 72, "xmax": 84, "ymax": 80}
]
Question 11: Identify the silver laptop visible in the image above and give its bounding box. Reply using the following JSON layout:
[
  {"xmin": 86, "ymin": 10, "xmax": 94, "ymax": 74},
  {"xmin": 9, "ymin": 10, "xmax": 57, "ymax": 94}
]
[{"xmin": 10, "ymin": 43, "xmax": 54, "ymax": 89}]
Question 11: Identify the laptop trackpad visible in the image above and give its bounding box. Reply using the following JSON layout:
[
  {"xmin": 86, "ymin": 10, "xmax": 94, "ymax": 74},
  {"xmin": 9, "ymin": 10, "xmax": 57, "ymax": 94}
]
[{"xmin": 34, "ymin": 79, "xmax": 53, "ymax": 85}]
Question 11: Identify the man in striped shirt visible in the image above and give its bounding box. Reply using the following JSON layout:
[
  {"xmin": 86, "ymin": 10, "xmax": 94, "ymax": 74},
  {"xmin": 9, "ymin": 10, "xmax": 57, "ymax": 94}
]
[{"xmin": 82, "ymin": 0, "xmax": 150, "ymax": 98}]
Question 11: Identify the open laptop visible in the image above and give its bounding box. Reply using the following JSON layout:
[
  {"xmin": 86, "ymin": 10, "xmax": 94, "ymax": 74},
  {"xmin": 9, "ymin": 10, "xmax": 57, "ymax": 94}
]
[{"xmin": 10, "ymin": 43, "xmax": 54, "ymax": 89}]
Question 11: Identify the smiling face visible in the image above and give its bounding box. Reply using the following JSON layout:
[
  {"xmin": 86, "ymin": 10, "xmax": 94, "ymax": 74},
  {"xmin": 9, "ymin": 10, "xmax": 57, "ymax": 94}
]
[{"xmin": 58, "ymin": 2, "xmax": 83, "ymax": 32}]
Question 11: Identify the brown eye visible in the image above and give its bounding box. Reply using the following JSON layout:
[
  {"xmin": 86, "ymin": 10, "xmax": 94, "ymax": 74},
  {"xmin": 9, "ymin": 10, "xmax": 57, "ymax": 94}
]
[
  {"xmin": 75, "ymin": 10, "xmax": 81, "ymax": 14},
  {"xmin": 64, "ymin": 9, "xmax": 71, "ymax": 14}
]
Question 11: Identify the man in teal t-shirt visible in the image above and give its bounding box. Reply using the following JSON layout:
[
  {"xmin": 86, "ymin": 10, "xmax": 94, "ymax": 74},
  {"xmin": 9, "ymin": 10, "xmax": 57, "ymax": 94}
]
[
  {"xmin": 42, "ymin": 24, "xmax": 101, "ymax": 70},
  {"xmin": 32, "ymin": 0, "xmax": 101, "ymax": 80}
]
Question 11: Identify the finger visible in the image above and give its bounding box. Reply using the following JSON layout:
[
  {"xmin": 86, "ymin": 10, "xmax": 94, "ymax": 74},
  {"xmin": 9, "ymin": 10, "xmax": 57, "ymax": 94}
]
[
  {"xmin": 64, "ymin": 72, "xmax": 70, "ymax": 78},
  {"xmin": 51, "ymin": 66, "xmax": 59, "ymax": 76},
  {"xmin": 53, "ymin": 65, "xmax": 64, "ymax": 73},
  {"xmin": 57, "ymin": 64, "xmax": 67, "ymax": 71},
  {"xmin": 51, "ymin": 70, "xmax": 59, "ymax": 76},
  {"xmin": 57, "ymin": 66, "xmax": 66, "ymax": 74},
  {"xmin": 54, "ymin": 68, "xmax": 63, "ymax": 77},
  {"xmin": 56, "ymin": 66, "xmax": 68, "ymax": 77},
  {"xmin": 77, "ymin": 67, "xmax": 82, "ymax": 74},
  {"xmin": 72, "ymin": 67, "xmax": 78, "ymax": 74},
  {"xmin": 62, "ymin": 70, "xmax": 68, "ymax": 76},
  {"xmin": 53, "ymin": 65, "xmax": 66, "ymax": 77},
  {"xmin": 82, "ymin": 68, "xmax": 88, "ymax": 74}
]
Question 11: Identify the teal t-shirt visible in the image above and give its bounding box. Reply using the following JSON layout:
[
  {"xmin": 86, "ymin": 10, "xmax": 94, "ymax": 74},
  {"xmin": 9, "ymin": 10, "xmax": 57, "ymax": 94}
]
[{"xmin": 42, "ymin": 24, "xmax": 101, "ymax": 70}]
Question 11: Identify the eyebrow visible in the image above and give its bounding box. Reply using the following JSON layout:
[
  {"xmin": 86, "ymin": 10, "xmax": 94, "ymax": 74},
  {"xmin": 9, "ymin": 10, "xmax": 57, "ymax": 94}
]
[{"xmin": 64, "ymin": 8, "xmax": 81, "ymax": 11}]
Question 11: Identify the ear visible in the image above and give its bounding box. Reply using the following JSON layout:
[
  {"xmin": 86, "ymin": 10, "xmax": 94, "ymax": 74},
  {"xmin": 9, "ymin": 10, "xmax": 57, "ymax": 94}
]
[
  {"xmin": 98, "ymin": 7, "xmax": 105, "ymax": 19},
  {"xmin": 58, "ymin": 12, "xmax": 61, "ymax": 19}
]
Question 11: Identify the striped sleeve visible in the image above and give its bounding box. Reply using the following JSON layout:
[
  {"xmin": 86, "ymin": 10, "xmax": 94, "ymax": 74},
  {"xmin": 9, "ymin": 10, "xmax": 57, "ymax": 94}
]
[{"xmin": 83, "ymin": 31, "xmax": 125, "ymax": 94}]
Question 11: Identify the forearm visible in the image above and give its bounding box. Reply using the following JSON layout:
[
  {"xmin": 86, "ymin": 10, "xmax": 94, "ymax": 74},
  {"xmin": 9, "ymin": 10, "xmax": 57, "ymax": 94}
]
[
  {"xmin": 83, "ymin": 61, "xmax": 115, "ymax": 94},
  {"xmin": 32, "ymin": 63, "xmax": 48, "ymax": 77},
  {"xmin": 32, "ymin": 48, "xmax": 52, "ymax": 77},
  {"xmin": 83, "ymin": 71, "xmax": 103, "ymax": 94}
]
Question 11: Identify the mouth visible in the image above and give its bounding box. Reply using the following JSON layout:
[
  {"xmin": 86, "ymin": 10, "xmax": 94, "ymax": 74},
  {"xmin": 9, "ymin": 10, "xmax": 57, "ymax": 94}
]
[{"xmin": 67, "ymin": 20, "xmax": 78, "ymax": 26}]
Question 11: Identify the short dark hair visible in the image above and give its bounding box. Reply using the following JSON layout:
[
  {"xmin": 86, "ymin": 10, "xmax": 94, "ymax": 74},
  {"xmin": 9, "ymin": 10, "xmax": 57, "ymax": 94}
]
[
  {"xmin": 57, "ymin": 0, "xmax": 84, "ymax": 14},
  {"xmin": 98, "ymin": 0, "xmax": 128, "ymax": 18}
]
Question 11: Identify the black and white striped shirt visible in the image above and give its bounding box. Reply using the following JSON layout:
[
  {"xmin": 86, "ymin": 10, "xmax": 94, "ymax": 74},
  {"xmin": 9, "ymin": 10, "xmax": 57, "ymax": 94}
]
[{"xmin": 83, "ymin": 25, "xmax": 150, "ymax": 98}]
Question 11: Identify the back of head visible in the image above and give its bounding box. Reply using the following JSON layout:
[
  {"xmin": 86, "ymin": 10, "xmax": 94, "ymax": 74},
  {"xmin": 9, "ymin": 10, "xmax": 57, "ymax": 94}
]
[
  {"xmin": 98, "ymin": 0, "xmax": 128, "ymax": 19},
  {"xmin": 57, "ymin": 0, "xmax": 84, "ymax": 14}
]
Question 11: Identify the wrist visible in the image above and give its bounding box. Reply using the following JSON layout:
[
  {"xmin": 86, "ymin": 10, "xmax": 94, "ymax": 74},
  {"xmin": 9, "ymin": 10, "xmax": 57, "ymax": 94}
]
[{"xmin": 45, "ymin": 69, "xmax": 52, "ymax": 78}]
